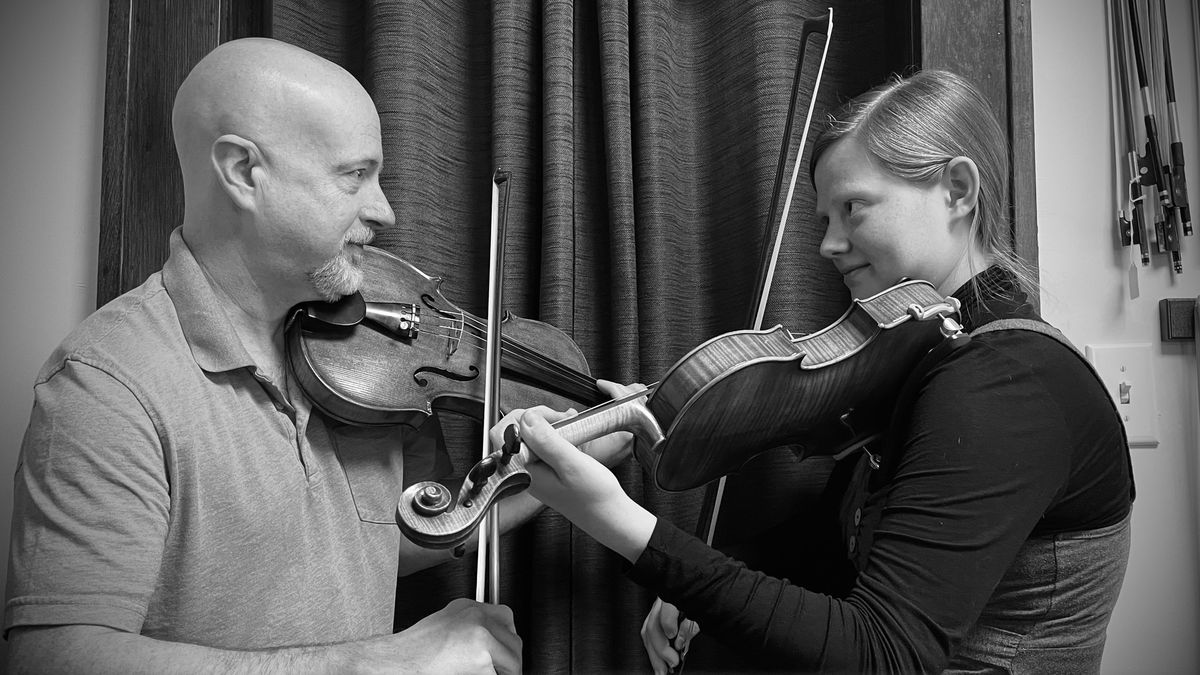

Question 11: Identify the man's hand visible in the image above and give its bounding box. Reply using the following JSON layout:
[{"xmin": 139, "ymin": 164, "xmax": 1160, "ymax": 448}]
[{"xmin": 363, "ymin": 598, "xmax": 522, "ymax": 674}]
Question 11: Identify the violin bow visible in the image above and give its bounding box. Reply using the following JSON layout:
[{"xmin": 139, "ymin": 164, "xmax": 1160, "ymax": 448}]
[
  {"xmin": 1108, "ymin": 0, "xmax": 1149, "ymax": 268},
  {"xmin": 475, "ymin": 169, "xmax": 512, "ymax": 604},
  {"xmin": 669, "ymin": 10, "xmax": 833, "ymax": 671},
  {"xmin": 697, "ymin": 7, "xmax": 833, "ymax": 551},
  {"xmin": 1156, "ymin": 0, "xmax": 1191, "ymax": 238},
  {"xmin": 747, "ymin": 9, "xmax": 834, "ymax": 332},
  {"xmin": 1123, "ymin": 0, "xmax": 1182, "ymax": 272}
]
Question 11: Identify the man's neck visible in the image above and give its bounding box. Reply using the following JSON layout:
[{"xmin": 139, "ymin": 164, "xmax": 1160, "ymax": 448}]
[
  {"xmin": 230, "ymin": 304, "xmax": 289, "ymax": 384},
  {"xmin": 185, "ymin": 236, "xmax": 292, "ymax": 379}
]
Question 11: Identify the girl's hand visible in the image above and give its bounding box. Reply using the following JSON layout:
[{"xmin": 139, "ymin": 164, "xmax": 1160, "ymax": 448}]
[
  {"xmin": 494, "ymin": 406, "xmax": 656, "ymax": 562},
  {"xmin": 641, "ymin": 598, "xmax": 700, "ymax": 675},
  {"xmin": 572, "ymin": 379, "xmax": 646, "ymax": 470}
]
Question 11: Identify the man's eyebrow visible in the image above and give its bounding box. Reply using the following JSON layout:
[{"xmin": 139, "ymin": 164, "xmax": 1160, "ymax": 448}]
[{"xmin": 333, "ymin": 158, "xmax": 380, "ymax": 172}]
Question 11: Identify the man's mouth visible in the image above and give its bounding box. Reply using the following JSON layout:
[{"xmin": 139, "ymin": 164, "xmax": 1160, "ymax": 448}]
[{"xmin": 344, "ymin": 225, "xmax": 375, "ymax": 247}]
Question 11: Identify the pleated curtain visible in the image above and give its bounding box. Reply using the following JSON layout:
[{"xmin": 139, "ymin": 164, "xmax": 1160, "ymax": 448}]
[{"xmin": 271, "ymin": 1, "xmax": 891, "ymax": 670}]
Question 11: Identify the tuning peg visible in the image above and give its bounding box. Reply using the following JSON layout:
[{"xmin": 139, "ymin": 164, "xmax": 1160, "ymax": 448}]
[
  {"xmin": 465, "ymin": 456, "xmax": 498, "ymax": 497},
  {"xmin": 500, "ymin": 424, "xmax": 520, "ymax": 464}
]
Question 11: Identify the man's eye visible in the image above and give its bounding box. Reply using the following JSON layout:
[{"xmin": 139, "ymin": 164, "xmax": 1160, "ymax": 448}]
[{"xmin": 352, "ymin": 169, "xmax": 367, "ymax": 180}]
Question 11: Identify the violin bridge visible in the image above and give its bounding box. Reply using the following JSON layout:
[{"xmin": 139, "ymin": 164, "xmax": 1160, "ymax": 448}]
[{"xmin": 446, "ymin": 312, "xmax": 464, "ymax": 359}]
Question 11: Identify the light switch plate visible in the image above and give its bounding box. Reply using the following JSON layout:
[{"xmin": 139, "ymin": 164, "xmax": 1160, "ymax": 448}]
[{"xmin": 1084, "ymin": 343, "xmax": 1159, "ymax": 448}]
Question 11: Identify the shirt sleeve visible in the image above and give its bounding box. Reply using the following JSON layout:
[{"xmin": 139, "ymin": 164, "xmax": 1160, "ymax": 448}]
[
  {"xmin": 628, "ymin": 339, "xmax": 1072, "ymax": 672},
  {"xmin": 5, "ymin": 358, "xmax": 171, "ymax": 635}
]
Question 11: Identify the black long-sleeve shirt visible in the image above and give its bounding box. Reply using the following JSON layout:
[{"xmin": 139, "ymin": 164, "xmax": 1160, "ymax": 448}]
[{"xmin": 628, "ymin": 268, "xmax": 1134, "ymax": 672}]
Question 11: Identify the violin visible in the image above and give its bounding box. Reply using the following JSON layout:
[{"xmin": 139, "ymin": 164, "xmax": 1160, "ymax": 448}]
[
  {"xmin": 397, "ymin": 278, "xmax": 965, "ymax": 549},
  {"xmin": 285, "ymin": 245, "xmax": 606, "ymax": 428}
]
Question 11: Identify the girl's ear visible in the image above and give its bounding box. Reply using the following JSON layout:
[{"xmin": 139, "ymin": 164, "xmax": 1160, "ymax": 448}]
[
  {"xmin": 211, "ymin": 134, "xmax": 263, "ymax": 211},
  {"xmin": 942, "ymin": 155, "xmax": 980, "ymax": 222}
]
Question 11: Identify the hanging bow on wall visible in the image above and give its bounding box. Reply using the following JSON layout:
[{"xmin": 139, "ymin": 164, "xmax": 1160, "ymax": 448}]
[{"xmin": 1107, "ymin": 0, "xmax": 1193, "ymax": 279}]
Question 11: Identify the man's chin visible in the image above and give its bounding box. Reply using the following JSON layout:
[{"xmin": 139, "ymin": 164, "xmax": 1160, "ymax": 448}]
[
  {"xmin": 309, "ymin": 259, "xmax": 364, "ymax": 302},
  {"xmin": 314, "ymin": 288, "xmax": 347, "ymax": 303}
]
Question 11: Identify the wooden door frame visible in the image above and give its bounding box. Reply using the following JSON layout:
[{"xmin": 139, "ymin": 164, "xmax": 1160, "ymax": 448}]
[
  {"xmin": 97, "ymin": 0, "xmax": 268, "ymax": 306},
  {"xmin": 919, "ymin": 0, "xmax": 1040, "ymax": 286}
]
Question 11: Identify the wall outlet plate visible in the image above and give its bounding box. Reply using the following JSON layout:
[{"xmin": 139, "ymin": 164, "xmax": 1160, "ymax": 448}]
[{"xmin": 1085, "ymin": 343, "xmax": 1159, "ymax": 448}]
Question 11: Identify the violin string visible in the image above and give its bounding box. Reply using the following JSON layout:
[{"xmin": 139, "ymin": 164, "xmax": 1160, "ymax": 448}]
[
  {"xmin": 455, "ymin": 316, "xmax": 595, "ymax": 384},
  {"xmin": 455, "ymin": 324, "xmax": 597, "ymax": 391},
  {"xmin": 420, "ymin": 305, "xmax": 597, "ymax": 390},
  {"xmin": 420, "ymin": 318, "xmax": 598, "ymax": 392}
]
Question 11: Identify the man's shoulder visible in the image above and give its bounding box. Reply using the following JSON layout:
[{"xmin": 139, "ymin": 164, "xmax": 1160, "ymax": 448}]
[{"xmin": 36, "ymin": 271, "xmax": 182, "ymax": 385}]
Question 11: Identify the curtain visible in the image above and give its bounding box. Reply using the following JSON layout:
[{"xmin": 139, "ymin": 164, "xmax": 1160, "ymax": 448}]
[{"xmin": 272, "ymin": 1, "xmax": 891, "ymax": 670}]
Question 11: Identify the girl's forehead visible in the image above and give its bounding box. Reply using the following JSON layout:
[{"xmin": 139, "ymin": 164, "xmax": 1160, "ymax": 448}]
[{"xmin": 816, "ymin": 140, "xmax": 886, "ymax": 187}]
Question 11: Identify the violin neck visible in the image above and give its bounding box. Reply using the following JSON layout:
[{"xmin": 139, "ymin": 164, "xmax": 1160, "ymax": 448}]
[{"xmin": 541, "ymin": 388, "xmax": 665, "ymax": 456}]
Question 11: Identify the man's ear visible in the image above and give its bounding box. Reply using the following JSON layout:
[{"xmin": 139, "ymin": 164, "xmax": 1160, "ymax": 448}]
[
  {"xmin": 211, "ymin": 134, "xmax": 263, "ymax": 210},
  {"xmin": 942, "ymin": 155, "xmax": 980, "ymax": 222}
]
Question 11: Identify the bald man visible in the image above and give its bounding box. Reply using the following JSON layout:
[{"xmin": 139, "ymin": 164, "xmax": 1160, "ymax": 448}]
[{"xmin": 4, "ymin": 37, "xmax": 628, "ymax": 673}]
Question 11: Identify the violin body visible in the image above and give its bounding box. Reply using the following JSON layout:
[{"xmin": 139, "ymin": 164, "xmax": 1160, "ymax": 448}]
[
  {"xmin": 286, "ymin": 245, "xmax": 604, "ymax": 428},
  {"xmin": 640, "ymin": 279, "xmax": 960, "ymax": 491}
]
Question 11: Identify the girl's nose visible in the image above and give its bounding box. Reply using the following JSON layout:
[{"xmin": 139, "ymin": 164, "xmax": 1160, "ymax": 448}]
[{"xmin": 818, "ymin": 221, "xmax": 848, "ymax": 259}]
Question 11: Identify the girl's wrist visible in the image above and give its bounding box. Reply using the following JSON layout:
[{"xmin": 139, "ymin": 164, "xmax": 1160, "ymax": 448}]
[{"xmin": 578, "ymin": 492, "xmax": 656, "ymax": 563}]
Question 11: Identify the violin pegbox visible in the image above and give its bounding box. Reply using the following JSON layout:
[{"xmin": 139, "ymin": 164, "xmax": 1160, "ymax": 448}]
[{"xmin": 396, "ymin": 423, "xmax": 531, "ymax": 550}]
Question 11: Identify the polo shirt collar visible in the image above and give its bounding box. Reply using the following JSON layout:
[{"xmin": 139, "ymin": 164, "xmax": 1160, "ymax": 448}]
[{"xmin": 161, "ymin": 227, "xmax": 257, "ymax": 374}]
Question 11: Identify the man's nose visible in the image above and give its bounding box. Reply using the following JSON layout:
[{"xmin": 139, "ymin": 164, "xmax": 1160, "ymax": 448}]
[{"xmin": 361, "ymin": 180, "xmax": 396, "ymax": 230}]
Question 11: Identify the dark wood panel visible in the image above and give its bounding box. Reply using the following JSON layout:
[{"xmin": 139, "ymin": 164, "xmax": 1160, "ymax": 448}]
[
  {"xmin": 919, "ymin": 0, "xmax": 1039, "ymax": 308},
  {"xmin": 921, "ymin": 0, "xmax": 1009, "ymax": 128},
  {"xmin": 885, "ymin": 0, "xmax": 922, "ymax": 76},
  {"xmin": 1007, "ymin": 0, "xmax": 1039, "ymax": 281},
  {"xmin": 98, "ymin": 0, "xmax": 268, "ymax": 307},
  {"xmin": 97, "ymin": 0, "xmax": 133, "ymax": 307}
]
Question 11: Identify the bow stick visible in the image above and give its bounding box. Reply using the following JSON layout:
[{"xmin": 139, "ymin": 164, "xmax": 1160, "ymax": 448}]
[
  {"xmin": 670, "ymin": 9, "xmax": 833, "ymax": 671},
  {"xmin": 474, "ymin": 169, "xmax": 512, "ymax": 604}
]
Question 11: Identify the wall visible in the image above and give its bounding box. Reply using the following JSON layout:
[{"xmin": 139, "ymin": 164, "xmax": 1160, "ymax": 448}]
[
  {"xmin": 1032, "ymin": 1, "xmax": 1200, "ymax": 673},
  {"xmin": 0, "ymin": 0, "xmax": 108, "ymax": 664},
  {"xmin": 0, "ymin": 1, "xmax": 1195, "ymax": 672}
]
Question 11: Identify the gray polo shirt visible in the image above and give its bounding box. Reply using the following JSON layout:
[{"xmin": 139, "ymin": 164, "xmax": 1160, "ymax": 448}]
[{"xmin": 4, "ymin": 228, "xmax": 422, "ymax": 648}]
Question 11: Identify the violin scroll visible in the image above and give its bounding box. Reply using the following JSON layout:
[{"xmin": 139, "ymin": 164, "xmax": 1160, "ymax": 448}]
[
  {"xmin": 397, "ymin": 388, "xmax": 664, "ymax": 549},
  {"xmin": 398, "ymin": 448, "xmax": 534, "ymax": 551}
]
